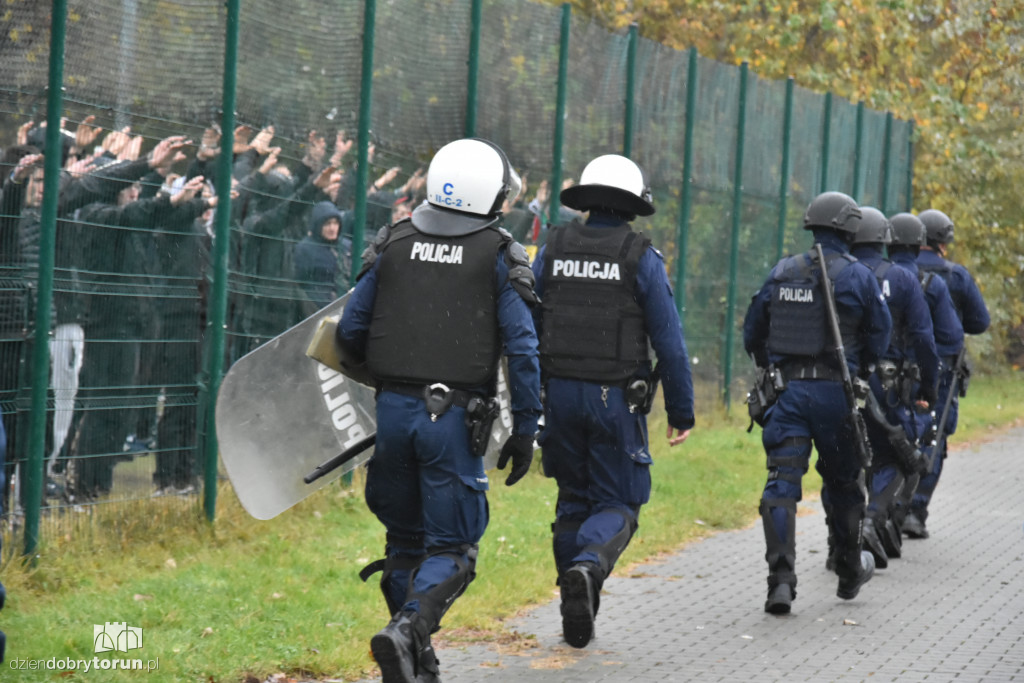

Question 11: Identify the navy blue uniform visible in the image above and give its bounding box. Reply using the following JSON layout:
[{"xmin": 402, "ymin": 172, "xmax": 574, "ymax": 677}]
[
  {"xmin": 851, "ymin": 246, "xmax": 938, "ymax": 559},
  {"xmin": 910, "ymin": 248, "xmax": 977, "ymax": 522},
  {"xmin": 531, "ymin": 213, "xmax": 694, "ymax": 587},
  {"xmin": 338, "ymin": 243, "xmax": 541, "ymax": 620},
  {"xmin": 917, "ymin": 249, "xmax": 990, "ymax": 336},
  {"xmin": 743, "ymin": 232, "xmax": 891, "ymax": 595}
]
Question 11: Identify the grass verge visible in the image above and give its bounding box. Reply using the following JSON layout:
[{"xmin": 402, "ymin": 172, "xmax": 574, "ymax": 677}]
[{"xmin": 2, "ymin": 372, "xmax": 1021, "ymax": 682}]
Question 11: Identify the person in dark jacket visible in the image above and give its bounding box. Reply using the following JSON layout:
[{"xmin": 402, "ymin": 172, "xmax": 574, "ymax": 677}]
[
  {"xmin": 531, "ymin": 154, "xmax": 695, "ymax": 648},
  {"xmin": 293, "ymin": 200, "xmax": 350, "ymax": 318},
  {"xmin": 72, "ymin": 175, "xmax": 214, "ymax": 499},
  {"xmin": 884, "ymin": 212, "xmax": 963, "ymax": 542},
  {"xmin": 848, "ymin": 209, "xmax": 939, "ymax": 569},
  {"xmin": 743, "ymin": 191, "xmax": 891, "ymax": 614},
  {"xmin": 906, "ymin": 208, "xmax": 981, "ymax": 538},
  {"xmin": 337, "ymin": 138, "xmax": 541, "ymax": 683}
]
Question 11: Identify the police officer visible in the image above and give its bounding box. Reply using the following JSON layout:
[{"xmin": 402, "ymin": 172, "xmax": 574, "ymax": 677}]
[
  {"xmin": 908, "ymin": 208, "xmax": 983, "ymax": 538},
  {"xmin": 336, "ymin": 138, "xmax": 542, "ymax": 683},
  {"xmin": 849, "ymin": 208, "xmax": 939, "ymax": 569},
  {"xmin": 884, "ymin": 213, "xmax": 961, "ymax": 541},
  {"xmin": 743, "ymin": 191, "xmax": 891, "ymax": 614},
  {"xmin": 530, "ymin": 154, "xmax": 695, "ymax": 648}
]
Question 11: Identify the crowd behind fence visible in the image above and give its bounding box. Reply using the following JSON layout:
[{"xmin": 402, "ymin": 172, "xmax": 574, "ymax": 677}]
[{"xmin": 0, "ymin": 0, "xmax": 912, "ymax": 549}]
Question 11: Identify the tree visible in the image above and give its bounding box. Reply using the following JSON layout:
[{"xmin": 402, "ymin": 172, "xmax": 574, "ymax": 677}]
[{"xmin": 543, "ymin": 0, "xmax": 1024, "ymax": 363}]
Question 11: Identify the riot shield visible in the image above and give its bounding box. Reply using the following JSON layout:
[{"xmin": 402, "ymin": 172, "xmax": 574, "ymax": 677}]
[{"xmin": 215, "ymin": 292, "xmax": 512, "ymax": 520}]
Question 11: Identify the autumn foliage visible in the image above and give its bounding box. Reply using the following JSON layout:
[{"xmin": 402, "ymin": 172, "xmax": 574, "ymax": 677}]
[{"xmin": 546, "ymin": 0, "xmax": 1024, "ymax": 364}]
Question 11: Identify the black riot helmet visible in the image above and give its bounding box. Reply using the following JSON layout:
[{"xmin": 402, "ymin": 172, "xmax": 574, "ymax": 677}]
[
  {"xmin": 852, "ymin": 206, "xmax": 892, "ymax": 246},
  {"xmin": 918, "ymin": 208, "xmax": 955, "ymax": 246},
  {"xmin": 888, "ymin": 212, "xmax": 926, "ymax": 252},
  {"xmin": 803, "ymin": 191, "xmax": 862, "ymax": 233}
]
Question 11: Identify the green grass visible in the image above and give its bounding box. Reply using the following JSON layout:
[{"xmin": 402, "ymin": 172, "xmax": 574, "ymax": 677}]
[{"xmin": 2, "ymin": 371, "xmax": 1022, "ymax": 682}]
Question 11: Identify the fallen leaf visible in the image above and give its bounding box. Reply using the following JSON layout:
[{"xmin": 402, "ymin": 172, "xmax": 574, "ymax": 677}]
[
  {"xmin": 133, "ymin": 594, "xmax": 153, "ymax": 601},
  {"xmin": 165, "ymin": 558, "xmax": 177, "ymax": 569}
]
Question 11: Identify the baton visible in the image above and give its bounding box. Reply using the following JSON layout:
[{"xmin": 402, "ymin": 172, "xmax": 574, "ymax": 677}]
[
  {"xmin": 926, "ymin": 347, "xmax": 965, "ymax": 472},
  {"xmin": 303, "ymin": 432, "xmax": 377, "ymax": 484},
  {"xmin": 815, "ymin": 243, "xmax": 873, "ymax": 473}
]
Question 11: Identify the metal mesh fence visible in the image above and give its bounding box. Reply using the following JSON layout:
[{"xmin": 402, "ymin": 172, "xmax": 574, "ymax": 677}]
[{"xmin": 0, "ymin": 0, "xmax": 912, "ymax": 541}]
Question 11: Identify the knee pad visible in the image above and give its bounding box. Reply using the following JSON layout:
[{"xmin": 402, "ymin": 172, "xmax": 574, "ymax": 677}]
[
  {"xmin": 359, "ymin": 535, "xmax": 425, "ymax": 617},
  {"xmin": 406, "ymin": 544, "xmax": 478, "ymax": 632},
  {"xmin": 760, "ymin": 497, "xmax": 797, "ymax": 588}
]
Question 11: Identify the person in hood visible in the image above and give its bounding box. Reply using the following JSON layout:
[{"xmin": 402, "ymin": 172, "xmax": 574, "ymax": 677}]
[{"xmin": 293, "ymin": 200, "xmax": 351, "ymax": 318}]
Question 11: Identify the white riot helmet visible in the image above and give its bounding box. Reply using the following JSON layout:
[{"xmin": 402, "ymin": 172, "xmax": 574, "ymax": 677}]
[
  {"xmin": 414, "ymin": 138, "xmax": 521, "ymax": 236},
  {"xmin": 560, "ymin": 154, "xmax": 655, "ymax": 218}
]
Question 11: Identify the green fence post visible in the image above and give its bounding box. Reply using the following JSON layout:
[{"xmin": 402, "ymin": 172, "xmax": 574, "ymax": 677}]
[
  {"xmin": 880, "ymin": 111, "xmax": 893, "ymax": 214},
  {"xmin": 775, "ymin": 76, "xmax": 793, "ymax": 263},
  {"xmin": 23, "ymin": 0, "xmax": 67, "ymax": 557},
  {"xmin": 350, "ymin": 0, "xmax": 377, "ymax": 287},
  {"xmin": 820, "ymin": 91, "xmax": 832, "ymax": 192},
  {"xmin": 905, "ymin": 119, "xmax": 915, "ymax": 211},
  {"xmin": 548, "ymin": 3, "xmax": 570, "ymax": 225},
  {"xmin": 674, "ymin": 46, "xmax": 698, "ymax": 322},
  {"xmin": 202, "ymin": 0, "xmax": 241, "ymax": 522},
  {"xmin": 852, "ymin": 101, "xmax": 864, "ymax": 200},
  {"xmin": 465, "ymin": 0, "xmax": 482, "ymax": 137},
  {"xmin": 723, "ymin": 61, "xmax": 748, "ymax": 410},
  {"xmin": 623, "ymin": 23, "xmax": 637, "ymax": 157}
]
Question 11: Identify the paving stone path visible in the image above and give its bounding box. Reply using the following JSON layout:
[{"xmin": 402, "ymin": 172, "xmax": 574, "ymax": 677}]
[{"xmin": 360, "ymin": 427, "xmax": 1024, "ymax": 682}]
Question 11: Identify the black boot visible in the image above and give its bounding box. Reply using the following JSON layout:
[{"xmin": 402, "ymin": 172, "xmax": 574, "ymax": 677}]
[
  {"xmin": 903, "ymin": 511, "xmax": 929, "ymax": 539},
  {"xmin": 765, "ymin": 583, "xmax": 794, "ymax": 614},
  {"xmin": 560, "ymin": 563, "xmax": 598, "ymax": 648},
  {"xmin": 370, "ymin": 610, "xmax": 440, "ymax": 683},
  {"xmin": 761, "ymin": 498, "xmax": 798, "ymax": 614},
  {"xmin": 836, "ymin": 550, "xmax": 875, "ymax": 600},
  {"xmin": 861, "ymin": 517, "xmax": 888, "ymax": 569},
  {"xmin": 881, "ymin": 518, "xmax": 902, "ymax": 558}
]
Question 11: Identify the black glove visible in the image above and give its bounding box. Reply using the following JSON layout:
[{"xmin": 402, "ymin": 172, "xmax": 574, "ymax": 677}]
[{"xmin": 497, "ymin": 433, "xmax": 534, "ymax": 486}]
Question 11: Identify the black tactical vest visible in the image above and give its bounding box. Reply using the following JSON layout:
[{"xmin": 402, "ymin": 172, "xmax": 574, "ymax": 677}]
[
  {"xmin": 366, "ymin": 221, "xmax": 505, "ymax": 388},
  {"xmin": 767, "ymin": 250, "xmax": 856, "ymax": 358},
  {"xmin": 539, "ymin": 220, "xmax": 650, "ymax": 382}
]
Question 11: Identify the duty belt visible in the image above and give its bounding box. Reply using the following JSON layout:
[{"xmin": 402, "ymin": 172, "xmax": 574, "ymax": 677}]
[
  {"xmin": 777, "ymin": 359, "xmax": 844, "ymax": 382},
  {"xmin": 378, "ymin": 381, "xmax": 481, "ymax": 421}
]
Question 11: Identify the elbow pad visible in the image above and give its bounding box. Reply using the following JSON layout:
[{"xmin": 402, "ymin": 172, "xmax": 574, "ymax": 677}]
[{"xmin": 503, "ymin": 238, "xmax": 540, "ymax": 307}]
